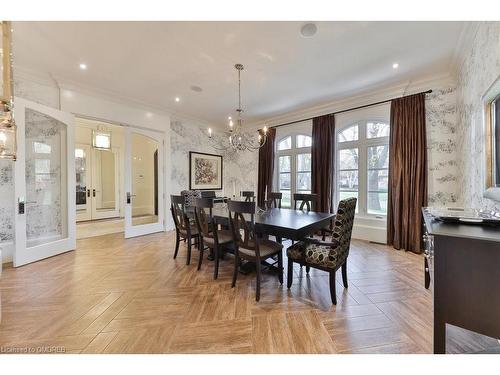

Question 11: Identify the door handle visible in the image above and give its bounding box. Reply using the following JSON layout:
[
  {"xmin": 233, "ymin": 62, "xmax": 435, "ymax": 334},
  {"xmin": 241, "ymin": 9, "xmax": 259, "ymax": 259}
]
[
  {"xmin": 18, "ymin": 197, "xmax": 25, "ymax": 214},
  {"xmin": 126, "ymin": 192, "xmax": 137, "ymax": 204},
  {"xmin": 93, "ymin": 189, "xmax": 96, "ymax": 197},
  {"xmin": 87, "ymin": 189, "xmax": 90, "ymax": 197}
]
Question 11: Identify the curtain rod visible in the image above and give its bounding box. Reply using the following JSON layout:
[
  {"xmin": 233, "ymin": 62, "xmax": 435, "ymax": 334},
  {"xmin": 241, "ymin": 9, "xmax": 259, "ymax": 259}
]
[{"xmin": 270, "ymin": 89, "xmax": 432, "ymax": 129}]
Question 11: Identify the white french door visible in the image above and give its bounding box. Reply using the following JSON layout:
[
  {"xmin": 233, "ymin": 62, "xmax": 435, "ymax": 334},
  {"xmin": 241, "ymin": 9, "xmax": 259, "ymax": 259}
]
[
  {"xmin": 124, "ymin": 126, "xmax": 164, "ymax": 238},
  {"xmin": 13, "ymin": 97, "xmax": 76, "ymax": 267},
  {"xmin": 75, "ymin": 143, "xmax": 92, "ymax": 221}
]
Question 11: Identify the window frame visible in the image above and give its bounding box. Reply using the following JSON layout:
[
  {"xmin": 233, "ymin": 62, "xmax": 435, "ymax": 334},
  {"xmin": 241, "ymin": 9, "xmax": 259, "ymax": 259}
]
[
  {"xmin": 336, "ymin": 118, "xmax": 389, "ymax": 219},
  {"xmin": 274, "ymin": 132, "xmax": 312, "ymax": 208}
]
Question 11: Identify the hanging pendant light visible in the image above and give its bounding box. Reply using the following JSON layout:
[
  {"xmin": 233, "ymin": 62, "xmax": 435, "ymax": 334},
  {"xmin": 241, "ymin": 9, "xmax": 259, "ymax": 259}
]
[{"xmin": 208, "ymin": 64, "xmax": 268, "ymax": 152}]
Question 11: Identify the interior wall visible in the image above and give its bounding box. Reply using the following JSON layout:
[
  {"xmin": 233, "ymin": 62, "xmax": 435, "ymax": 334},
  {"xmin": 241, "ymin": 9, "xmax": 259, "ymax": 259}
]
[{"xmin": 455, "ymin": 22, "xmax": 500, "ymax": 210}]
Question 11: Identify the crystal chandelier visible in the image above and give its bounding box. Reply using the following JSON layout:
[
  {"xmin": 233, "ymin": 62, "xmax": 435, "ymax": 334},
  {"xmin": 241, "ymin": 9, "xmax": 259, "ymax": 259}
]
[{"xmin": 208, "ymin": 64, "xmax": 268, "ymax": 152}]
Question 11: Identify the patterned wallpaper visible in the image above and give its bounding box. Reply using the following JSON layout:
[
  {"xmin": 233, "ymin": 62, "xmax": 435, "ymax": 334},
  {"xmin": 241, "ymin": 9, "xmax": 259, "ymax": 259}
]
[
  {"xmin": 455, "ymin": 22, "xmax": 500, "ymax": 211},
  {"xmin": 426, "ymin": 87, "xmax": 461, "ymax": 206},
  {"xmin": 170, "ymin": 120, "xmax": 259, "ymax": 198}
]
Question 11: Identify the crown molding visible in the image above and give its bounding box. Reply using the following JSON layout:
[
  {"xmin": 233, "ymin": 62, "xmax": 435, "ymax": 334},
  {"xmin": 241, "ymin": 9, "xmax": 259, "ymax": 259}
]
[{"xmin": 248, "ymin": 72, "xmax": 457, "ymax": 129}]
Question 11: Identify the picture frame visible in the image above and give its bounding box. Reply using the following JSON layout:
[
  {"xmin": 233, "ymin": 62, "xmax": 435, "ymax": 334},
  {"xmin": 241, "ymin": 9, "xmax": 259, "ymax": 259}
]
[{"xmin": 189, "ymin": 151, "xmax": 223, "ymax": 190}]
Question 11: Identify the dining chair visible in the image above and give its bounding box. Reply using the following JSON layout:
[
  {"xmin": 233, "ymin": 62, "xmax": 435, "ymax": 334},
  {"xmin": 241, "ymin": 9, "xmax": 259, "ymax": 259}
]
[
  {"xmin": 240, "ymin": 191, "xmax": 255, "ymax": 202},
  {"xmin": 193, "ymin": 197, "xmax": 234, "ymax": 279},
  {"xmin": 286, "ymin": 197, "xmax": 357, "ymax": 304},
  {"xmin": 170, "ymin": 195, "xmax": 201, "ymax": 265},
  {"xmin": 228, "ymin": 200, "xmax": 283, "ymax": 301},
  {"xmin": 265, "ymin": 192, "xmax": 282, "ymax": 209},
  {"xmin": 293, "ymin": 193, "xmax": 318, "ymax": 211},
  {"xmin": 182, "ymin": 189, "xmax": 202, "ymax": 207}
]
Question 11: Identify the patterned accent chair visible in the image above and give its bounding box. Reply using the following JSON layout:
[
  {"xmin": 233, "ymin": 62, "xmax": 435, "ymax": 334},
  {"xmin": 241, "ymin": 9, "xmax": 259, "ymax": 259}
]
[
  {"xmin": 286, "ymin": 198, "xmax": 357, "ymax": 304},
  {"xmin": 182, "ymin": 190, "xmax": 202, "ymax": 207}
]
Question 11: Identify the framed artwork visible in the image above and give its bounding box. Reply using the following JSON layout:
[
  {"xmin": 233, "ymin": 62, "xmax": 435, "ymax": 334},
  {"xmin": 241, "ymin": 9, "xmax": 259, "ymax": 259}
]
[{"xmin": 189, "ymin": 151, "xmax": 223, "ymax": 190}]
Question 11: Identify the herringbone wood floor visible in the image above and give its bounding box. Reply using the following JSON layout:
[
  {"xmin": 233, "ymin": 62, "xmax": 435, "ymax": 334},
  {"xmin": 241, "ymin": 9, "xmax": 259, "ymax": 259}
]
[{"xmin": 1, "ymin": 231, "xmax": 498, "ymax": 354}]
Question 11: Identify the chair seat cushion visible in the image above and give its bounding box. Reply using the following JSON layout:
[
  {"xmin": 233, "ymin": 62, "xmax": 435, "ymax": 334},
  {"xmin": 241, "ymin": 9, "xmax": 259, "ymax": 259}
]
[
  {"xmin": 202, "ymin": 230, "xmax": 233, "ymax": 246},
  {"xmin": 179, "ymin": 226, "xmax": 198, "ymax": 237},
  {"xmin": 287, "ymin": 241, "xmax": 338, "ymax": 269},
  {"xmin": 239, "ymin": 239, "xmax": 283, "ymax": 258}
]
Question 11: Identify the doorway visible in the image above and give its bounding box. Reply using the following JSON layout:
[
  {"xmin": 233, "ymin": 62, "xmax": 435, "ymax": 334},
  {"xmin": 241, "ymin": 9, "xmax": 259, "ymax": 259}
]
[{"xmin": 75, "ymin": 118, "xmax": 125, "ymax": 239}]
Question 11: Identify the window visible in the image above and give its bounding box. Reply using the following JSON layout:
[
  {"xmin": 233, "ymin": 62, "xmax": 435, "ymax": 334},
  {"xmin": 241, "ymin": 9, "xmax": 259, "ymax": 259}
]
[
  {"xmin": 275, "ymin": 134, "xmax": 312, "ymax": 208},
  {"xmin": 337, "ymin": 120, "xmax": 389, "ymax": 216}
]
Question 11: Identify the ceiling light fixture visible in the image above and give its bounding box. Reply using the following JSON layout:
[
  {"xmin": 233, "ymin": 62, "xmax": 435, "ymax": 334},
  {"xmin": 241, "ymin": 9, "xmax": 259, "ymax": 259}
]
[
  {"xmin": 392, "ymin": 63, "xmax": 399, "ymax": 69},
  {"xmin": 175, "ymin": 97, "xmax": 180, "ymax": 102},
  {"xmin": 300, "ymin": 22, "xmax": 317, "ymax": 38},
  {"xmin": 207, "ymin": 64, "xmax": 268, "ymax": 153},
  {"xmin": 79, "ymin": 63, "xmax": 87, "ymax": 70}
]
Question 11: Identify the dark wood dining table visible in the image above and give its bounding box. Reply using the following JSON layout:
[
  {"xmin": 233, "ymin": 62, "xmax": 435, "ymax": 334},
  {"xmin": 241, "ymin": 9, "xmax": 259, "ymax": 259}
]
[
  {"xmin": 210, "ymin": 205, "xmax": 335, "ymax": 241},
  {"xmin": 185, "ymin": 203, "xmax": 335, "ymax": 272}
]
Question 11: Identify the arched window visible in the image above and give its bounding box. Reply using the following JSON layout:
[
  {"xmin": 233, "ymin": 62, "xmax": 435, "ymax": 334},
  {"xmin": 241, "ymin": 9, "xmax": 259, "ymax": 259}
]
[
  {"xmin": 337, "ymin": 120, "xmax": 389, "ymax": 216},
  {"xmin": 275, "ymin": 133, "xmax": 312, "ymax": 208}
]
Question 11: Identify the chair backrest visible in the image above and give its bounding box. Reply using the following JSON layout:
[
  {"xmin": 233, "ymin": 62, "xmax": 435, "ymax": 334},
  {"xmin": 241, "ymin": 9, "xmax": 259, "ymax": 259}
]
[
  {"xmin": 240, "ymin": 191, "xmax": 255, "ymax": 202},
  {"xmin": 182, "ymin": 190, "xmax": 202, "ymax": 207},
  {"xmin": 330, "ymin": 197, "xmax": 357, "ymax": 262},
  {"xmin": 293, "ymin": 193, "xmax": 318, "ymax": 212},
  {"xmin": 201, "ymin": 191, "xmax": 216, "ymax": 198},
  {"xmin": 193, "ymin": 197, "xmax": 216, "ymax": 241},
  {"xmin": 170, "ymin": 195, "xmax": 189, "ymax": 232},
  {"xmin": 227, "ymin": 200, "xmax": 260, "ymax": 256},
  {"xmin": 265, "ymin": 192, "xmax": 282, "ymax": 209}
]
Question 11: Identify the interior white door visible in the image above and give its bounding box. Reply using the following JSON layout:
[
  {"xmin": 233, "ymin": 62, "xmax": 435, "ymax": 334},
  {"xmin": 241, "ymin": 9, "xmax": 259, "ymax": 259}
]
[
  {"xmin": 91, "ymin": 147, "xmax": 120, "ymax": 220},
  {"xmin": 124, "ymin": 127, "xmax": 164, "ymax": 238},
  {"xmin": 75, "ymin": 143, "xmax": 92, "ymax": 222},
  {"xmin": 13, "ymin": 97, "xmax": 76, "ymax": 267}
]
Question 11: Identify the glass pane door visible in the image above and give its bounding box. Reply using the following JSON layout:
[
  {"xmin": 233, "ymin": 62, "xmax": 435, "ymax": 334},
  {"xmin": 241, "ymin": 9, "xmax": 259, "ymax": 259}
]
[
  {"xmin": 14, "ymin": 97, "xmax": 75, "ymax": 267},
  {"xmin": 124, "ymin": 127, "xmax": 164, "ymax": 238},
  {"xmin": 91, "ymin": 148, "xmax": 120, "ymax": 220},
  {"xmin": 75, "ymin": 144, "xmax": 91, "ymax": 221}
]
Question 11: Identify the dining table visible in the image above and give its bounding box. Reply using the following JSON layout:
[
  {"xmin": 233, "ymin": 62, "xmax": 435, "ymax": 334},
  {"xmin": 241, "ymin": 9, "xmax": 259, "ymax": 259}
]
[{"xmin": 186, "ymin": 203, "xmax": 336, "ymax": 273}]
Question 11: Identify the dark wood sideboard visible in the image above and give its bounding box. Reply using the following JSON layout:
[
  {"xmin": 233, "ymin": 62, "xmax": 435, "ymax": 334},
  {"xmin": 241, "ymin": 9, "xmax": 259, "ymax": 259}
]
[{"xmin": 422, "ymin": 209, "xmax": 500, "ymax": 354}]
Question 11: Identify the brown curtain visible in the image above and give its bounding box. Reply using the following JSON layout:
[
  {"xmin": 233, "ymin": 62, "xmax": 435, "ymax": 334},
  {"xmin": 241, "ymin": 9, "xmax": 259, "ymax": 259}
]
[
  {"xmin": 257, "ymin": 127, "xmax": 276, "ymax": 208},
  {"xmin": 387, "ymin": 93, "xmax": 427, "ymax": 253},
  {"xmin": 312, "ymin": 114, "xmax": 335, "ymax": 213}
]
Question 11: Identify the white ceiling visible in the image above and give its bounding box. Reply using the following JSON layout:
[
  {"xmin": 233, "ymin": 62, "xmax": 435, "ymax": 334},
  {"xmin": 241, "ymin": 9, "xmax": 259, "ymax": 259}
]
[{"xmin": 12, "ymin": 21, "xmax": 465, "ymax": 125}]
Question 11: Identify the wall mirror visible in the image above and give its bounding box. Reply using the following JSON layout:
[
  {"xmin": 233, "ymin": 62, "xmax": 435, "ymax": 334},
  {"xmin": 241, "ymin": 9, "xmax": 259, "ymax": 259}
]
[{"xmin": 483, "ymin": 74, "xmax": 500, "ymax": 201}]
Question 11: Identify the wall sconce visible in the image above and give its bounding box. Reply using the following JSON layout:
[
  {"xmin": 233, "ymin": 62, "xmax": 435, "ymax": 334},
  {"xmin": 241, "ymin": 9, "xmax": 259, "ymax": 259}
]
[
  {"xmin": 0, "ymin": 21, "xmax": 16, "ymax": 160},
  {"xmin": 92, "ymin": 129, "xmax": 112, "ymax": 150}
]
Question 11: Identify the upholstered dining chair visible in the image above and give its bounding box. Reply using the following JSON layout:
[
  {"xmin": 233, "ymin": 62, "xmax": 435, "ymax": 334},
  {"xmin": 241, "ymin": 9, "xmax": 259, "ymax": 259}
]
[
  {"xmin": 286, "ymin": 197, "xmax": 357, "ymax": 304},
  {"xmin": 265, "ymin": 192, "xmax": 282, "ymax": 210},
  {"xmin": 228, "ymin": 200, "xmax": 283, "ymax": 301},
  {"xmin": 193, "ymin": 197, "xmax": 234, "ymax": 279},
  {"xmin": 240, "ymin": 191, "xmax": 255, "ymax": 202},
  {"xmin": 170, "ymin": 195, "xmax": 200, "ymax": 265}
]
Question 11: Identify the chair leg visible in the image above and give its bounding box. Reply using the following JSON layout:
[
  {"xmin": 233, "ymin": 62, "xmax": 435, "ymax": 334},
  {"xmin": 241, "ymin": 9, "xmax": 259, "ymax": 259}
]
[
  {"xmin": 197, "ymin": 240, "xmax": 204, "ymax": 271},
  {"xmin": 287, "ymin": 259, "xmax": 293, "ymax": 289},
  {"xmin": 341, "ymin": 261, "xmax": 348, "ymax": 288},
  {"xmin": 231, "ymin": 252, "xmax": 239, "ymax": 288},
  {"xmin": 306, "ymin": 265, "xmax": 310, "ymax": 274},
  {"xmin": 173, "ymin": 232, "xmax": 180, "ymax": 259},
  {"xmin": 322, "ymin": 230, "xmax": 326, "ymax": 241},
  {"xmin": 186, "ymin": 236, "xmax": 192, "ymax": 265},
  {"xmin": 277, "ymin": 252, "xmax": 283, "ymax": 284},
  {"xmin": 255, "ymin": 260, "xmax": 261, "ymax": 302},
  {"xmin": 329, "ymin": 271, "xmax": 337, "ymax": 305},
  {"xmin": 213, "ymin": 245, "xmax": 220, "ymax": 280}
]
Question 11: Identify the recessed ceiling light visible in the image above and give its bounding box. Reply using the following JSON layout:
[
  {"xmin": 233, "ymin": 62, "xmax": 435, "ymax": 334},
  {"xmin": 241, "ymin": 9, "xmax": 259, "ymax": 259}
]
[
  {"xmin": 300, "ymin": 22, "xmax": 317, "ymax": 38},
  {"xmin": 228, "ymin": 116, "xmax": 232, "ymax": 120},
  {"xmin": 146, "ymin": 112, "xmax": 153, "ymax": 118},
  {"xmin": 175, "ymin": 97, "xmax": 180, "ymax": 102},
  {"xmin": 79, "ymin": 63, "xmax": 87, "ymax": 70},
  {"xmin": 190, "ymin": 85, "xmax": 203, "ymax": 93},
  {"xmin": 392, "ymin": 63, "xmax": 399, "ymax": 69}
]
